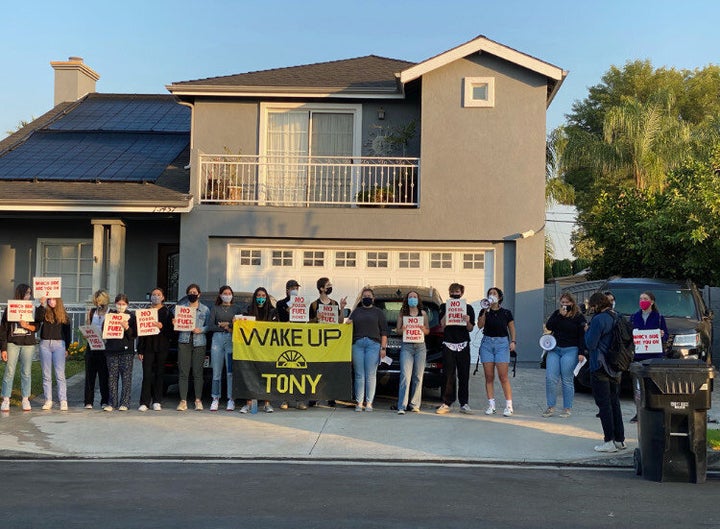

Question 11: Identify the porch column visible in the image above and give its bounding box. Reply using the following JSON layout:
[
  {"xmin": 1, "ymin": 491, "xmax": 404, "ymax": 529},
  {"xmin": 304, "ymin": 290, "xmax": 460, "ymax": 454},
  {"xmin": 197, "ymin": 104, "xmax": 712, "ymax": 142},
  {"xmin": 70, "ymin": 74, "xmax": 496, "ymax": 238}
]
[{"xmin": 90, "ymin": 219, "xmax": 126, "ymax": 296}]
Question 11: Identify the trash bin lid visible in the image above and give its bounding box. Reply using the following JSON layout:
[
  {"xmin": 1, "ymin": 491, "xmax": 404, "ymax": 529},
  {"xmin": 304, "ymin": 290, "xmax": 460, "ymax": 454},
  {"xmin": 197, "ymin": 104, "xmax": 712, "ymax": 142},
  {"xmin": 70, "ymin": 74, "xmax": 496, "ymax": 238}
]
[{"xmin": 629, "ymin": 358, "xmax": 712, "ymax": 395}]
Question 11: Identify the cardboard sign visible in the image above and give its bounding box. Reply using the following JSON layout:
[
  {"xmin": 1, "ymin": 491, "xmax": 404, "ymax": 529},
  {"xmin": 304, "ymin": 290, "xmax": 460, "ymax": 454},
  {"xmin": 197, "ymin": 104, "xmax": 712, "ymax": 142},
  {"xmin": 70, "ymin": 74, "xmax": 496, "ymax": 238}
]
[
  {"xmin": 173, "ymin": 305, "xmax": 197, "ymax": 332},
  {"xmin": 102, "ymin": 312, "xmax": 129, "ymax": 339},
  {"xmin": 33, "ymin": 277, "xmax": 62, "ymax": 298},
  {"xmin": 5, "ymin": 300, "xmax": 35, "ymax": 322},
  {"xmin": 289, "ymin": 295, "xmax": 309, "ymax": 323},
  {"xmin": 403, "ymin": 316, "xmax": 425, "ymax": 343},
  {"xmin": 445, "ymin": 298, "xmax": 467, "ymax": 326},
  {"xmin": 136, "ymin": 308, "xmax": 160, "ymax": 337},
  {"xmin": 79, "ymin": 325, "xmax": 105, "ymax": 351},
  {"xmin": 634, "ymin": 329, "xmax": 663, "ymax": 354},
  {"xmin": 317, "ymin": 304, "xmax": 339, "ymax": 324}
]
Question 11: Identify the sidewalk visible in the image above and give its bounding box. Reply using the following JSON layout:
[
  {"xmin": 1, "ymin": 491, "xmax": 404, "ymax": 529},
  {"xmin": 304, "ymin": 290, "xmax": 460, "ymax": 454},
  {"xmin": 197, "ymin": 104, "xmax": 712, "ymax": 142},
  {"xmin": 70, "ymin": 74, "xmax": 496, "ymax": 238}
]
[{"xmin": 0, "ymin": 362, "xmax": 717, "ymax": 469}]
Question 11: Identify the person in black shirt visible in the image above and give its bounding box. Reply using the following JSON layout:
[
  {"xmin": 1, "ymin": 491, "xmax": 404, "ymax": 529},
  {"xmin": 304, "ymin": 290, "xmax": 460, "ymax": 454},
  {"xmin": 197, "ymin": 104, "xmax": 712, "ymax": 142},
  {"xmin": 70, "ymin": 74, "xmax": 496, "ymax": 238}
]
[
  {"xmin": 436, "ymin": 283, "xmax": 475, "ymax": 414},
  {"xmin": 477, "ymin": 287, "xmax": 516, "ymax": 417}
]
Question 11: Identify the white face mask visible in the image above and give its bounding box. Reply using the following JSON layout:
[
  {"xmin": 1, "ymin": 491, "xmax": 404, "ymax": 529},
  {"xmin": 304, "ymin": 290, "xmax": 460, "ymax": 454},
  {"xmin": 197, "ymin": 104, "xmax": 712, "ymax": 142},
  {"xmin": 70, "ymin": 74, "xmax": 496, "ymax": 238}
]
[
  {"xmin": 289, "ymin": 290, "xmax": 298, "ymax": 297},
  {"xmin": 116, "ymin": 304, "xmax": 128, "ymax": 313},
  {"xmin": 488, "ymin": 295, "xmax": 498, "ymax": 304},
  {"xmin": 220, "ymin": 294, "xmax": 233, "ymax": 304}
]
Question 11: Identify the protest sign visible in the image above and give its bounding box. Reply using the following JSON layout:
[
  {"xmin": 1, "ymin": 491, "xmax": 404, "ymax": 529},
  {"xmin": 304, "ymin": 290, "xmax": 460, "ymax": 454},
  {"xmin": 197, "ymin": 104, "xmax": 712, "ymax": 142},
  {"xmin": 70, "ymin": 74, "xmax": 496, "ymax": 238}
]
[
  {"xmin": 289, "ymin": 295, "xmax": 309, "ymax": 323},
  {"xmin": 102, "ymin": 312, "xmax": 128, "ymax": 339},
  {"xmin": 402, "ymin": 315, "xmax": 425, "ymax": 343},
  {"xmin": 6, "ymin": 300, "xmax": 34, "ymax": 322},
  {"xmin": 173, "ymin": 305, "xmax": 196, "ymax": 332},
  {"xmin": 136, "ymin": 308, "xmax": 160, "ymax": 337},
  {"xmin": 33, "ymin": 277, "xmax": 62, "ymax": 298},
  {"xmin": 316, "ymin": 303, "xmax": 339, "ymax": 324},
  {"xmin": 79, "ymin": 325, "xmax": 105, "ymax": 350},
  {"xmin": 445, "ymin": 298, "xmax": 467, "ymax": 326},
  {"xmin": 633, "ymin": 329, "xmax": 663, "ymax": 355}
]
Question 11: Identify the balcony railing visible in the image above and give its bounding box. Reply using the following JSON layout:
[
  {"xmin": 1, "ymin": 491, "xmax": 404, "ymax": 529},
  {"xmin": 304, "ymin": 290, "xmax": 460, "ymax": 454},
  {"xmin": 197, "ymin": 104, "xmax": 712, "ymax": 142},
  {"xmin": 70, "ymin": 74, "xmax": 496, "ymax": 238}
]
[{"xmin": 198, "ymin": 154, "xmax": 420, "ymax": 207}]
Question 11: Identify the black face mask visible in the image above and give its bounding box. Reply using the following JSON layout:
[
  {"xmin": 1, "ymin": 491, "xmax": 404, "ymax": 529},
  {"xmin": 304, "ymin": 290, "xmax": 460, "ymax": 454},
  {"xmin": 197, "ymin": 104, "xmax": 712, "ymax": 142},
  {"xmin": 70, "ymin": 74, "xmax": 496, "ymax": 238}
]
[
  {"xmin": 361, "ymin": 297, "xmax": 373, "ymax": 307},
  {"xmin": 324, "ymin": 287, "xmax": 333, "ymax": 296},
  {"xmin": 187, "ymin": 294, "xmax": 199, "ymax": 303},
  {"xmin": 449, "ymin": 294, "xmax": 461, "ymax": 299}
]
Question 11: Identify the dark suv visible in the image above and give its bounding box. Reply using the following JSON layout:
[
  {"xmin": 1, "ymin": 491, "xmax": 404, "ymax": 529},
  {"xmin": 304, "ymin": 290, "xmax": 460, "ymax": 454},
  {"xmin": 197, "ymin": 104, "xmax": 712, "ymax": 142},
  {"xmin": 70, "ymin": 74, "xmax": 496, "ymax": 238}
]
[{"xmin": 352, "ymin": 285, "xmax": 445, "ymax": 394}]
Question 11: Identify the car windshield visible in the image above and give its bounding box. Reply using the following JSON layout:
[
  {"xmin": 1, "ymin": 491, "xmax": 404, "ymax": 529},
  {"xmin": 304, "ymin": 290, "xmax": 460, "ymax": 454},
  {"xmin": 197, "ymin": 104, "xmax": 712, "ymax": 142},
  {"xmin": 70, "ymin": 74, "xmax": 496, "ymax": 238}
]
[
  {"xmin": 380, "ymin": 300, "xmax": 440, "ymax": 330},
  {"xmin": 612, "ymin": 287, "xmax": 698, "ymax": 319}
]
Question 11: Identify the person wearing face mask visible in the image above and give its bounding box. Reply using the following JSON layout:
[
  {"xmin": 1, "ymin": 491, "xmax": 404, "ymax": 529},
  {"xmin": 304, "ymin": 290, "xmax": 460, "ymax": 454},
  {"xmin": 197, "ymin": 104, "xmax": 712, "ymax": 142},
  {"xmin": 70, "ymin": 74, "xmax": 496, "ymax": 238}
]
[
  {"xmin": 542, "ymin": 293, "xmax": 586, "ymax": 418},
  {"xmin": 308, "ymin": 277, "xmax": 347, "ymax": 407},
  {"xmin": 477, "ymin": 287, "xmax": 515, "ymax": 417},
  {"xmin": 1, "ymin": 284, "xmax": 37, "ymax": 412},
  {"xmin": 84, "ymin": 289, "xmax": 111, "ymax": 409},
  {"xmin": 208, "ymin": 285, "xmax": 242, "ymax": 412},
  {"xmin": 436, "ymin": 283, "xmax": 475, "ymax": 415},
  {"xmin": 395, "ymin": 290, "xmax": 430, "ymax": 414},
  {"xmin": 36, "ymin": 296, "xmax": 72, "ymax": 411},
  {"xmin": 137, "ymin": 288, "xmax": 174, "ymax": 412},
  {"xmin": 275, "ymin": 279, "xmax": 309, "ymax": 410},
  {"xmin": 104, "ymin": 294, "xmax": 137, "ymax": 412},
  {"xmin": 346, "ymin": 288, "xmax": 389, "ymax": 412},
  {"xmin": 174, "ymin": 284, "xmax": 210, "ymax": 411},
  {"xmin": 238, "ymin": 286, "xmax": 277, "ymax": 414},
  {"xmin": 628, "ymin": 290, "xmax": 669, "ymax": 423}
]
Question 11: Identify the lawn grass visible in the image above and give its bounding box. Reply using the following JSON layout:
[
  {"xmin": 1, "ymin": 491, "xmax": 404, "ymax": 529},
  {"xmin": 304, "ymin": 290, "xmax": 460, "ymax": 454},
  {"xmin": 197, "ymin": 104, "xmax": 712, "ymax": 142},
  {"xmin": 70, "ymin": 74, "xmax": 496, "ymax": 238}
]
[
  {"xmin": 0, "ymin": 358, "xmax": 85, "ymax": 405},
  {"xmin": 708, "ymin": 428, "xmax": 720, "ymax": 451}
]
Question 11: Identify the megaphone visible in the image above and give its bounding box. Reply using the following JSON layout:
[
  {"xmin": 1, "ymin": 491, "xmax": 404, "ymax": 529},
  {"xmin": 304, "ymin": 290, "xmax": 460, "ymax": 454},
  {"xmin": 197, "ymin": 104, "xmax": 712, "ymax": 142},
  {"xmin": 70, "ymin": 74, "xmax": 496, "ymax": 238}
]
[
  {"xmin": 480, "ymin": 298, "xmax": 491, "ymax": 309},
  {"xmin": 539, "ymin": 334, "xmax": 557, "ymax": 351}
]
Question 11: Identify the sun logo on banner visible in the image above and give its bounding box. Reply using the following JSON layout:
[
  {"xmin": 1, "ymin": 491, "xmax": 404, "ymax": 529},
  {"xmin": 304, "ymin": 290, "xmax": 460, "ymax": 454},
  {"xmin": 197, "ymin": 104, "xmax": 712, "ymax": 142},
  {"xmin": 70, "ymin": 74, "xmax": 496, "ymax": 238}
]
[{"xmin": 276, "ymin": 350, "xmax": 308, "ymax": 369}]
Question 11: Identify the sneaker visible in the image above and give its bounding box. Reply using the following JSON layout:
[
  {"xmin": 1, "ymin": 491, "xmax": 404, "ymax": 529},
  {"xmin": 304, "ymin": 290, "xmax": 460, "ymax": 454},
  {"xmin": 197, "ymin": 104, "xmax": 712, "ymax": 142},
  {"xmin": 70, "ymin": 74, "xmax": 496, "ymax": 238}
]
[
  {"xmin": 152, "ymin": 403, "xmax": 162, "ymax": 411},
  {"xmin": 559, "ymin": 409, "xmax": 572, "ymax": 418},
  {"xmin": 239, "ymin": 404, "xmax": 249, "ymax": 414},
  {"xmin": 436, "ymin": 403, "xmax": 451, "ymax": 414},
  {"xmin": 280, "ymin": 401, "xmax": 289, "ymax": 410},
  {"xmin": 195, "ymin": 399, "xmax": 203, "ymax": 411},
  {"xmin": 21, "ymin": 398, "xmax": 31, "ymax": 411},
  {"xmin": 296, "ymin": 402, "xmax": 308, "ymax": 410},
  {"xmin": 60, "ymin": 401, "xmax": 68, "ymax": 411},
  {"xmin": 226, "ymin": 399, "xmax": 235, "ymax": 411},
  {"xmin": 264, "ymin": 404, "xmax": 274, "ymax": 413},
  {"xmin": 138, "ymin": 404, "xmax": 148, "ymax": 412},
  {"xmin": 365, "ymin": 405, "xmax": 373, "ymax": 412},
  {"xmin": 177, "ymin": 400, "xmax": 188, "ymax": 411},
  {"xmin": 398, "ymin": 409, "xmax": 406, "ymax": 415},
  {"xmin": 460, "ymin": 404, "xmax": 472, "ymax": 414},
  {"xmin": 103, "ymin": 405, "xmax": 113, "ymax": 412},
  {"xmin": 210, "ymin": 398, "xmax": 219, "ymax": 412},
  {"xmin": 118, "ymin": 405, "xmax": 128, "ymax": 411},
  {"xmin": 355, "ymin": 405, "xmax": 363, "ymax": 412},
  {"xmin": 503, "ymin": 406, "xmax": 514, "ymax": 417},
  {"xmin": 614, "ymin": 441, "xmax": 627, "ymax": 450},
  {"xmin": 101, "ymin": 403, "xmax": 109, "ymax": 409},
  {"xmin": 84, "ymin": 404, "xmax": 93, "ymax": 409},
  {"xmin": 1, "ymin": 398, "xmax": 9, "ymax": 412},
  {"xmin": 42, "ymin": 400, "xmax": 53, "ymax": 411},
  {"xmin": 410, "ymin": 406, "xmax": 420, "ymax": 413},
  {"xmin": 542, "ymin": 407, "xmax": 555, "ymax": 418},
  {"xmin": 594, "ymin": 441, "xmax": 618, "ymax": 453},
  {"xmin": 484, "ymin": 405, "xmax": 496, "ymax": 415},
  {"xmin": 630, "ymin": 414, "xmax": 638, "ymax": 423}
]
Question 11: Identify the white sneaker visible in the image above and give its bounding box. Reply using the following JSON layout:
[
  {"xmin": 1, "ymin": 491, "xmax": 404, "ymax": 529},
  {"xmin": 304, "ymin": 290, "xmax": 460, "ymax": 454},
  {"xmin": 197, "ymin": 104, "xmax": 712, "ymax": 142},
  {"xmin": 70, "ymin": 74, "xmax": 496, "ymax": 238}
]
[
  {"xmin": 355, "ymin": 405, "xmax": 363, "ymax": 412},
  {"xmin": 485, "ymin": 405, "xmax": 496, "ymax": 415},
  {"xmin": 503, "ymin": 406, "xmax": 514, "ymax": 417},
  {"xmin": 365, "ymin": 405, "xmax": 373, "ymax": 412},
  {"xmin": 594, "ymin": 441, "xmax": 618, "ymax": 453},
  {"xmin": 398, "ymin": 409, "xmax": 406, "ymax": 415},
  {"xmin": 103, "ymin": 405, "xmax": 113, "ymax": 412},
  {"xmin": 60, "ymin": 401, "xmax": 68, "ymax": 411},
  {"xmin": 239, "ymin": 404, "xmax": 249, "ymax": 414},
  {"xmin": 614, "ymin": 441, "xmax": 628, "ymax": 450},
  {"xmin": 0, "ymin": 398, "xmax": 9, "ymax": 412},
  {"xmin": 21, "ymin": 397, "xmax": 31, "ymax": 411},
  {"xmin": 210, "ymin": 398, "xmax": 219, "ymax": 411},
  {"xmin": 195, "ymin": 400, "xmax": 203, "ymax": 411},
  {"xmin": 226, "ymin": 399, "xmax": 235, "ymax": 411},
  {"xmin": 177, "ymin": 400, "xmax": 188, "ymax": 411},
  {"xmin": 42, "ymin": 400, "xmax": 53, "ymax": 410},
  {"xmin": 460, "ymin": 404, "xmax": 472, "ymax": 414},
  {"xmin": 152, "ymin": 403, "xmax": 162, "ymax": 411},
  {"xmin": 84, "ymin": 404, "xmax": 93, "ymax": 409},
  {"xmin": 436, "ymin": 403, "xmax": 451, "ymax": 414},
  {"xmin": 118, "ymin": 405, "xmax": 128, "ymax": 411},
  {"xmin": 280, "ymin": 401, "xmax": 289, "ymax": 410},
  {"xmin": 264, "ymin": 404, "xmax": 274, "ymax": 413},
  {"xmin": 138, "ymin": 405, "xmax": 148, "ymax": 412}
]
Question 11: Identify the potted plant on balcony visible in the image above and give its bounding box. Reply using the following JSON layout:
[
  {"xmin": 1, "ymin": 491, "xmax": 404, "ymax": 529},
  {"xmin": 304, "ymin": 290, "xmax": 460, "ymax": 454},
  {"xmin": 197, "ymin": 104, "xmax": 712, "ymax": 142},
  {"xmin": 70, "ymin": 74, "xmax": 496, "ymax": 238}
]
[{"xmin": 356, "ymin": 184, "xmax": 395, "ymax": 206}]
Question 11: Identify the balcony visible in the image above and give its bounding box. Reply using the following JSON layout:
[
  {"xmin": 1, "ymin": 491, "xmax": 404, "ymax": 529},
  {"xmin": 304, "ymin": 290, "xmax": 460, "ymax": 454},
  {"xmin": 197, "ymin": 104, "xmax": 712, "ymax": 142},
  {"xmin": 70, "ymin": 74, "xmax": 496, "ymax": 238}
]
[{"xmin": 198, "ymin": 154, "xmax": 420, "ymax": 207}]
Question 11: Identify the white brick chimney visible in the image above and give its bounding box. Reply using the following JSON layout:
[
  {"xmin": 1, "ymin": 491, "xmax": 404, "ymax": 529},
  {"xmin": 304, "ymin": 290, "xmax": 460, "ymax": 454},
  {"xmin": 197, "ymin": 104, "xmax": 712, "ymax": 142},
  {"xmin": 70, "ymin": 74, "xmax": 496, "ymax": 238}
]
[{"xmin": 50, "ymin": 56, "xmax": 100, "ymax": 105}]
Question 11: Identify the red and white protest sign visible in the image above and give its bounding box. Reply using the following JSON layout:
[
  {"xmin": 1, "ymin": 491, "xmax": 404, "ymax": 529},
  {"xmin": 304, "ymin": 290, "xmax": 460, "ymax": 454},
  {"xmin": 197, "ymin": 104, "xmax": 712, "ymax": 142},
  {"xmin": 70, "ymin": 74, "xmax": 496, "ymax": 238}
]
[
  {"xmin": 79, "ymin": 325, "xmax": 105, "ymax": 350},
  {"xmin": 173, "ymin": 305, "xmax": 197, "ymax": 332},
  {"xmin": 317, "ymin": 304, "xmax": 339, "ymax": 324},
  {"xmin": 5, "ymin": 300, "xmax": 35, "ymax": 322},
  {"xmin": 136, "ymin": 308, "xmax": 160, "ymax": 337},
  {"xmin": 33, "ymin": 277, "xmax": 62, "ymax": 298},
  {"xmin": 445, "ymin": 298, "xmax": 467, "ymax": 326},
  {"xmin": 290, "ymin": 295, "xmax": 309, "ymax": 323},
  {"xmin": 633, "ymin": 329, "xmax": 663, "ymax": 354},
  {"xmin": 403, "ymin": 316, "xmax": 425, "ymax": 343},
  {"xmin": 102, "ymin": 312, "xmax": 128, "ymax": 339}
]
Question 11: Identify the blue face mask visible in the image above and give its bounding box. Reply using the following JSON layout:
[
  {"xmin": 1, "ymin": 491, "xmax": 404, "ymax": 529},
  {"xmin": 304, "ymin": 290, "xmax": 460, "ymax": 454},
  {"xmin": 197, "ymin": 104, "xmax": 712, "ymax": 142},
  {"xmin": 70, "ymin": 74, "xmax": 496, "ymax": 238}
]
[
  {"xmin": 256, "ymin": 297, "xmax": 266, "ymax": 306},
  {"xmin": 408, "ymin": 297, "xmax": 419, "ymax": 307}
]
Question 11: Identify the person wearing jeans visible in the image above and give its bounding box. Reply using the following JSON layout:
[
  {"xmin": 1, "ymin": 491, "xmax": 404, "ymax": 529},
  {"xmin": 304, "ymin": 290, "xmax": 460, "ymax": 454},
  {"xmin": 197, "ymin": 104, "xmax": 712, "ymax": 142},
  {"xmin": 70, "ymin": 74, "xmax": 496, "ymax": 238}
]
[
  {"xmin": 36, "ymin": 296, "xmax": 72, "ymax": 411},
  {"xmin": 396, "ymin": 290, "xmax": 429, "ymax": 414},
  {"xmin": 347, "ymin": 288, "xmax": 388, "ymax": 412},
  {"xmin": 543, "ymin": 293, "xmax": 586, "ymax": 418},
  {"xmin": 1, "ymin": 283, "xmax": 37, "ymax": 412},
  {"xmin": 208, "ymin": 285, "xmax": 241, "ymax": 412},
  {"xmin": 174, "ymin": 283, "xmax": 210, "ymax": 411}
]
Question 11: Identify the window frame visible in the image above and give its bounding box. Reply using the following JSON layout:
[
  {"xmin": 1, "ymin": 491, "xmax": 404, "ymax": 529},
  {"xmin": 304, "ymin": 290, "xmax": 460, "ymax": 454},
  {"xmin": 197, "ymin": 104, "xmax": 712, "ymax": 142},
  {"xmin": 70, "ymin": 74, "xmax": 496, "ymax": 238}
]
[{"xmin": 463, "ymin": 77, "xmax": 495, "ymax": 108}]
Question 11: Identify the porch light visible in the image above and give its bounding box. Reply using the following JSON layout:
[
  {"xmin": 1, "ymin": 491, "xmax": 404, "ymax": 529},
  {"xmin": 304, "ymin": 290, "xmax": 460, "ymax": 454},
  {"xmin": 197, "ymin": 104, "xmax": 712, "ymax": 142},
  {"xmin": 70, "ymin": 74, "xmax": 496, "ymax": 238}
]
[{"xmin": 377, "ymin": 107, "xmax": 385, "ymax": 120}]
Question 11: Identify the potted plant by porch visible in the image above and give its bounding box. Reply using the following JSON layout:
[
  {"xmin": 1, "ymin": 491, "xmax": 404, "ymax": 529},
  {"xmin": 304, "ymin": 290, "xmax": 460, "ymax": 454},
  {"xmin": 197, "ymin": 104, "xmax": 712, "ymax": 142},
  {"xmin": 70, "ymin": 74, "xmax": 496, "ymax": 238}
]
[{"xmin": 356, "ymin": 184, "xmax": 395, "ymax": 206}]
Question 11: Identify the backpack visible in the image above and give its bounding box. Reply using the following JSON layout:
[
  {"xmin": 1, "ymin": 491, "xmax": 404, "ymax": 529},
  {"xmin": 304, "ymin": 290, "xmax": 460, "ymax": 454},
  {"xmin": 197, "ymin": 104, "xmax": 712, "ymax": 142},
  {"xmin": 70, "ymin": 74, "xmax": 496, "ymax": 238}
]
[{"xmin": 605, "ymin": 311, "xmax": 635, "ymax": 372}]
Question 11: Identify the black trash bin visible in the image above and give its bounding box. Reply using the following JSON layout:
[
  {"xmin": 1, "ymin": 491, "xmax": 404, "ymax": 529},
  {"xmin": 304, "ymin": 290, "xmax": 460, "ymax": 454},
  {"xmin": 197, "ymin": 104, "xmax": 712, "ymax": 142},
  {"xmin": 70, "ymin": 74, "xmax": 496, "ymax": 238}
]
[{"xmin": 630, "ymin": 359, "xmax": 713, "ymax": 483}]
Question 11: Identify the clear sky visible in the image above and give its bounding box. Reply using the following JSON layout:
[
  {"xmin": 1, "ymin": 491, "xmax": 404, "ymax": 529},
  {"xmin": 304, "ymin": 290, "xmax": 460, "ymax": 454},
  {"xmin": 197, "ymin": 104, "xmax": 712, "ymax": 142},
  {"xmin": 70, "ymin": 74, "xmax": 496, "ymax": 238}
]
[{"xmin": 2, "ymin": 0, "xmax": 719, "ymax": 137}]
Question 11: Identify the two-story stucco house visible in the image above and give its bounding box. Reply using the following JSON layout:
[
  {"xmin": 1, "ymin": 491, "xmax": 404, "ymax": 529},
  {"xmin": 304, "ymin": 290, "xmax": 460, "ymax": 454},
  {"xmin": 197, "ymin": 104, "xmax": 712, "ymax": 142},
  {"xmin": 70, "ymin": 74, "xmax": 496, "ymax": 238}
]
[{"xmin": 167, "ymin": 35, "xmax": 566, "ymax": 355}]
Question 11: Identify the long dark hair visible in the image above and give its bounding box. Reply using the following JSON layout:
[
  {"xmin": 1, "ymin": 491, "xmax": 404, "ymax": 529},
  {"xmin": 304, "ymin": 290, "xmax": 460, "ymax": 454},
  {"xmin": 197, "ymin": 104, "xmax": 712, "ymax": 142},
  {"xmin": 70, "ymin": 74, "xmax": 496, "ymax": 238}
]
[
  {"xmin": 641, "ymin": 291, "xmax": 659, "ymax": 313},
  {"xmin": 248, "ymin": 287, "xmax": 273, "ymax": 321},
  {"xmin": 216, "ymin": 285, "xmax": 233, "ymax": 306},
  {"xmin": 400, "ymin": 290, "xmax": 424, "ymax": 316},
  {"xmin": 14, "ymin": 283, "xmax": 32, "ymax": 300}
]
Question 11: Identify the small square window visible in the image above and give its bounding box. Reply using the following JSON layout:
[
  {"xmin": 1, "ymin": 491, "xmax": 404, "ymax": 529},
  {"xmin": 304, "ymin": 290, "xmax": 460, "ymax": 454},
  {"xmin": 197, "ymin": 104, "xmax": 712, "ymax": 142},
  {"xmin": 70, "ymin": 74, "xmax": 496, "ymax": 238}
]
[
  {"xmin": 367, "ymin": 251, "xmax": 388, "ymax": 268},
  {"xmin": 463, "ymin": 253, "xmax": 485, "ymax": 270},
  {"xmin": 271, "ymin": 250, "xmax": 293, "ymax": 267},
  {"xmin": 399, "ymin": 252, "xmax": 420, "ymax": 269},
  {"xmin": 336, "ymin": 251, "xmax": 357, "ymax": 267},
  {"xmin": 430, "ymin": 252, "xmax": 452, "ymax": 269},
  {"xmin": 464, "ymin": 77, "xmax": 495, "ymax": 108},
  {"xmin": 240, "ymin": 249, "xmax": 261, "ymax": 266},
  {"xmin": 303, "ymin": 250, "xmax": 325, "ymax": 267}
]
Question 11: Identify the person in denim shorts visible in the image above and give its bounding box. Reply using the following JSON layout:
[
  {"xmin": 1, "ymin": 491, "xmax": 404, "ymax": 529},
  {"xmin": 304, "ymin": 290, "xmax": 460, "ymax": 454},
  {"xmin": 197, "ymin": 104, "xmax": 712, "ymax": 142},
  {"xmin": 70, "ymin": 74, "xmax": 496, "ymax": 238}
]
[{"xmin": 477, "ymin": 287, "xmax": 516, "ymax": 417}]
